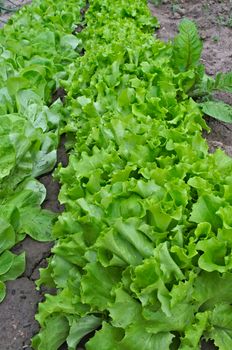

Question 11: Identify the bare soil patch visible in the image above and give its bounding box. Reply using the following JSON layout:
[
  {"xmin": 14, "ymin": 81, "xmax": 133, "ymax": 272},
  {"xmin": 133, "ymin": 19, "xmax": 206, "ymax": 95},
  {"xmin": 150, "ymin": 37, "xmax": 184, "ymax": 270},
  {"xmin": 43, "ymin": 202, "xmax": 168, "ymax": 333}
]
[{"xmin": 0, "ymin": 0, "xmax": 31, "ymax": 26}]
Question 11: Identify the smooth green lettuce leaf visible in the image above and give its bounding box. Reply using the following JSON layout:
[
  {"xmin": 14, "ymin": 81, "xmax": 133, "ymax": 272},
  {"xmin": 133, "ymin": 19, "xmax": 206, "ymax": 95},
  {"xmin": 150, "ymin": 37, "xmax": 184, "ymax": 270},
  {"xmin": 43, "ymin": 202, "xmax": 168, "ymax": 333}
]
[
  {"xmin": 0, "ymin": 252, "xmax": 25, "ymax": 281},
  {"xmin": 0, "ymin": 218, "xmax": 15, "ymax": 254},
  {"xmin": 19, "ymin": 208, "xmax": 56, "ymax": 241},
  {"xmin": 0, "ymin": 281, "xmax": 6, "ymax": 303},
  {"xmin": 0, "ymin": 250, "xmax": 14, "ymax": 275}
]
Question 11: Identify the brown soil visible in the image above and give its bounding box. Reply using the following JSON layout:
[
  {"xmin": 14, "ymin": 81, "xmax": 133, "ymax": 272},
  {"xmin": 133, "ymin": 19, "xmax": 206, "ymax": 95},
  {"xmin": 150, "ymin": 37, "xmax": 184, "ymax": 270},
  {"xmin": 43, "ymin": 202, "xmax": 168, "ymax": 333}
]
[
  {"xmin": 0, "ymin": 1, "xmax": 231, "ymax": 349},
  {"xmin": 0, "ymin": 0, "xmax": 31, "ymax": 26}
]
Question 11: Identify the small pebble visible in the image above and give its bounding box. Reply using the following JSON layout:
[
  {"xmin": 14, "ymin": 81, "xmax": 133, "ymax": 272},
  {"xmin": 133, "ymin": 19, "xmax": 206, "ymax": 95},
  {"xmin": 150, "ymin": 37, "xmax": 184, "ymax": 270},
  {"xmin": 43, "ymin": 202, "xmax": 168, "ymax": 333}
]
[
  {"xmin": 176, "ymin": 8, "xmax": 186, "ymax": 16},
  {"xmin": 173, "ymin": 13, "xmax": 181, "ymax": 19}
]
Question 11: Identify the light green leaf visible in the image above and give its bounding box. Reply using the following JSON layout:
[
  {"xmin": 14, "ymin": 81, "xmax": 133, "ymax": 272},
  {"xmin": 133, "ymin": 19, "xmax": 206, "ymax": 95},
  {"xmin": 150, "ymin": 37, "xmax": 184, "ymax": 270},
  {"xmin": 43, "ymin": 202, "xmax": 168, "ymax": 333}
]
[
  {"xmin": 0, "ymin": 250, "xmax": 14, "ymax": 275},
  {"xmin": 67, "ymin": 315, "xmax": 102, "ymax": 350},
  {"xmin": 179, "ymin": 312, "xmax": 209, "ymax": 350},
  {"xmin": 207, "ymin": 304, "xmax": 232, "ymax": 350},
  {"xmin": 0, "ymin": 219, "xmax": 15, "ymax": 254},
  {"xmin": 61, "ymin": 34, "xmax": 81, "ymax": 49},
  {"xmin": 121, "ymin": 325, "xmax": 174, "ymax": 350},
  {"xmin": 214, "ymin": 71, "xmax": 232, "ymax": 93},
  {"xmin": 201, "ymin": 100, "xmax": 232, "ymax": 123},
  {"xmin": 190, "ymin": 194, "xmax": 223, "ymax": 230},
  {"xmin": 109, "ymin": 287, "xmax": 142, "ymax": 328},
  {"xmin": 0, "ymin": 253, "xmax": 25, "ymax": 281},
  {"xmin": 81, "ymin": 262, "xmax": 122, "ymax": 311},
  {"xmin": 32, "ymin": 314, "xmax": 69, "ymax": 350},
  {"xmin": 0, "ymin": 136, "xmax": 15, "ymax": 180},
  {"xmin": 0, "ymin": 281, "xmax": 6, "ymax": 303},
  {"xmin": 19, "ymin": 208, "xmax": 55, "ymax": 242},
  {"xmin": 193, "ymin": 271, "xmax": 232, "ymax": 310},
  {"xmin": 32, "ymin": 149, "xmax": 57, "ymax": 177},
  {"xmin": 86, "ymin": 322, "xmax": 122, "ymax": 350},
  {"xmin": 6, "ymin": 76, "xmax": 29, "ymax": 95},
  {"xmin": 196, "ymin": 237, "xmax": 231, "ymax": 273}
]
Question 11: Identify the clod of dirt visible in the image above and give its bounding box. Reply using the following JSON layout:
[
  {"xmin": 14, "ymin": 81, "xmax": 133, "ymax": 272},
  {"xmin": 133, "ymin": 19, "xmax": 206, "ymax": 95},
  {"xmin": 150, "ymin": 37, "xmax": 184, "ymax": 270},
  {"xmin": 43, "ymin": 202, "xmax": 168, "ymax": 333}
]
[
  {"xmin": 51, "ymin": 87, "xmax": 67, "ymax": 105},
  {"xmin": 80, "ymin": 47, "xmax": 86, "ymax": 56},
  {"xmin": 0, "ymin": 0, "xmax": 31, "ymax": 27},
  {"xmin": 12, "ymin": 237, "xmax": 53, "ymax": 278},
  {"xmin": 201, "ymin": 339, "xmax": 219, "ymax": 350},
  {"xmin": 204, "ymin": 117, "xmax": 232, "ymax": 157},
  {"xmin": 39, "ymin": 134, "xmax": 69, "ymax": 213},
  {"xmin": 80, "ymin": 2, "xmax": 90, "ymax": 19},
  {"xmin": 73, "ymin": 23, "xmax": 86, "ymax": 34},
  {"xmin": 57, "ymin": 134, "xmax": 69, "ymax": 167}
]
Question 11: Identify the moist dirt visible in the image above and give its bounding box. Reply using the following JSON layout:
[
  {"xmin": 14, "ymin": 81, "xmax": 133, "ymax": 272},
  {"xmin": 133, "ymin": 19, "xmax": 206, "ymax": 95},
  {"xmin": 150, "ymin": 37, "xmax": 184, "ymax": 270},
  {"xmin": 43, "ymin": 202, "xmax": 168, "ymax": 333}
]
[{"xmin": 0, "ymin": 1, "xmax": 231, "ymax": 349}]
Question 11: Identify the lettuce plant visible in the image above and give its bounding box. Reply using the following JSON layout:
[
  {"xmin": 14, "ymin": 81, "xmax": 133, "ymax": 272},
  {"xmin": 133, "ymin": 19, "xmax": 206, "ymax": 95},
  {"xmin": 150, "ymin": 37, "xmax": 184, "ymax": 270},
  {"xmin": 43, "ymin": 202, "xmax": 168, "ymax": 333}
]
[
  {"xmin": 32, "ymin": 1, "xmax": 232, "ymax": 350},
  {"xmin": 0, "ymin": 0, "xmax": 85, "ymax": 301}
]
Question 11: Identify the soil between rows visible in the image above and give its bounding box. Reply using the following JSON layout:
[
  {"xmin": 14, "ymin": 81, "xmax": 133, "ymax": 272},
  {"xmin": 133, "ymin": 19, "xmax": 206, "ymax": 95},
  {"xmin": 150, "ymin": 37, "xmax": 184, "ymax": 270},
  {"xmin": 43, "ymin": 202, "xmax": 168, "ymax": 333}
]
[{"xmin": 0, "ymin": 1, "xmax": 231, "ymax": 349}]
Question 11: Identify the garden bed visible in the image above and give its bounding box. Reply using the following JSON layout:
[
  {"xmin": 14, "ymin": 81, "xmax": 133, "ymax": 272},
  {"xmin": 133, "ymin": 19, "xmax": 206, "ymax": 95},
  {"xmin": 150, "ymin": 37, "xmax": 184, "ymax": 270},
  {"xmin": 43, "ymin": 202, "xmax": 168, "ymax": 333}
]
[{"xmin": 0, "ymin": 1, "xmax": 231, "ymax": 349}]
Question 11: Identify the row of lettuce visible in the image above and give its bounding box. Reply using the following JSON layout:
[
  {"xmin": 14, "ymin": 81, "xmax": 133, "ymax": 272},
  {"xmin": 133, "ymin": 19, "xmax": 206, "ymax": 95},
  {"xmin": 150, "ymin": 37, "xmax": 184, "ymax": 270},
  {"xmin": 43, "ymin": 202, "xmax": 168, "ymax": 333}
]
[
  {"xmin": 32, "ymin": 1, "xmax": 232, "ymax": 350},
  {"xmin": 0, "ymin": 0, "xmax": 86, "ymax": 302}
]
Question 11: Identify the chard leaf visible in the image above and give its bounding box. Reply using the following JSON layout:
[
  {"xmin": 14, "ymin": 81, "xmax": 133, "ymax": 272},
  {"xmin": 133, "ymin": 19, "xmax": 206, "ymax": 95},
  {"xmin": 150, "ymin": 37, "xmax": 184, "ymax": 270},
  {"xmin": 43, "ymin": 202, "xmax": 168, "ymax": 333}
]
[{"xmin": 172, "ymin": 19, "xmax": 202, "ymax": 72}]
